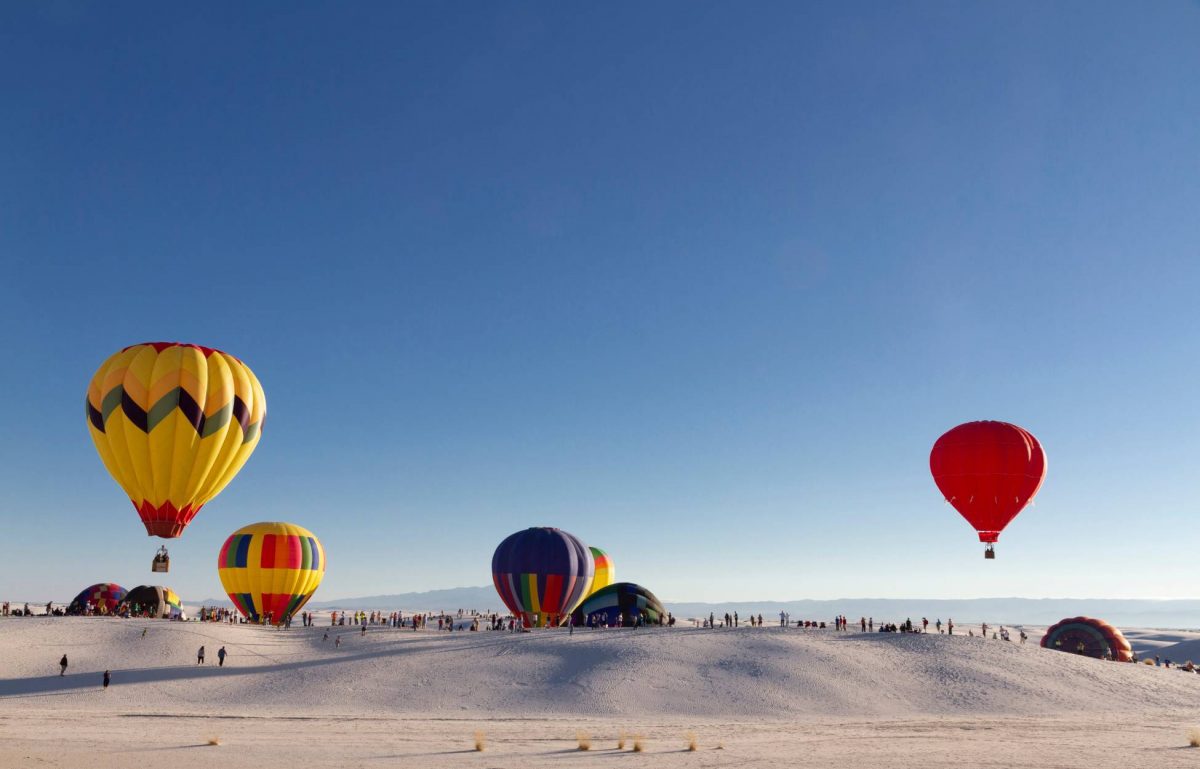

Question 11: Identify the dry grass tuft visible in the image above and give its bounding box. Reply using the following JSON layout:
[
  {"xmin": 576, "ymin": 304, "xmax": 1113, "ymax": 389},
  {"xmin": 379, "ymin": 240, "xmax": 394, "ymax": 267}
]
[
  {"xmin": 206, "ymin": 737, "xmax": 221, "ymax": 746},
  {"xmin": 576, "ymin": 732, "xmax": 591, "ymax": 751},
  {"xmin": 1188, "ymin": 728, "xmax": 1200, "ymax": 748},
  {"xmin": 686, "ymin": 732, "xmax": 698, "ymax": 751},
  {"xmin": 617, "ymin": 732, "xmax": 627, "ymax": 750},
  {"xmin": 474, "ymin": 730, "xmax": 486, "ymax": 752},
  {"xmin": 632, "ymin": 735, "xmax": 645, "ymax": 753}
]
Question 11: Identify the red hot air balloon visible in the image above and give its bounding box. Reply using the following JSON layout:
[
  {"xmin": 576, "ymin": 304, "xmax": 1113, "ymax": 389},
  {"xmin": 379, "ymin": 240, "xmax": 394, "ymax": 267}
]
[{"xmin": 930, "ymin": 420, "xmax": 1046, "ymax": 559}]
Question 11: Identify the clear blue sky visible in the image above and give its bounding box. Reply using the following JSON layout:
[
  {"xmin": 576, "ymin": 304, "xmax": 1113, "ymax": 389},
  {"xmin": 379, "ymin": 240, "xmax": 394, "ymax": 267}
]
[{"xmin": 2, "ymin": 2, "xmax": 1199, "ymax": 604}]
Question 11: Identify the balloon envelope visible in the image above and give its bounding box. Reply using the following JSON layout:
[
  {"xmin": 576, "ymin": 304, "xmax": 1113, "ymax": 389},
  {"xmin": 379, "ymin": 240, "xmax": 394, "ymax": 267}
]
[
  {"xmin": 124, "ymin": 585, "xmax": 182, "ymax": 618},
  {"xmin": 218, "ymin": 521, "xmax": 326, "ymax": 625},
  {"xmin": 86, "ymin": 342, "xmax": 266, "ymax": 538},
  {"xmin": 930, "ymin": 420, "xmax": 1046, "ymax": 544},
  {"xmin": 573, "ymin": 582, "xmax": 665, "ymax": 627},
  {"xmin": 68, "ymin": 583, "xmax": 127, "ymax": 615},
  {"xmin": 492, "ymin": 527, "xmax": 594, "ymax": 627},
  {"xmin": 1041, "ymin": 616, "xmax": 1133, "ymax": 662},
  {"xmin": 588, "ymin": 546, "xmax": 615, "ymax": 595}
]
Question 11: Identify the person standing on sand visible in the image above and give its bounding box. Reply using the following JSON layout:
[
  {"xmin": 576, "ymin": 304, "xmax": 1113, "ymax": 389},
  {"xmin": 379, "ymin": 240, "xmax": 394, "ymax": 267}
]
[
  {"xmin": 59, "ymin": 655, "xmax": 68, "ymax": 676},
  {"xmin": 218, "ymin": 647, "xmax": 227, "ymax": 667},
  {"xmin": 103, "ymin": 670, "xmax": 110, "ymax": 689},
  {"xmin": 323, "ymin": 630, "xmax": 329, "ymax": 642},
  {"xmin": 335, "ymin": 636, "xmax": 342, "ymax": 648},
  {"xmin": 197, "ymin": 645, "xmax": 205, "ymax": 664},
  {"xmin": 141, "ymin": 627, "xmax": 147, "ymax": 638},
  {"xmin": 947, "ymin": 619, "xmax": 954, "ymax": 635}
]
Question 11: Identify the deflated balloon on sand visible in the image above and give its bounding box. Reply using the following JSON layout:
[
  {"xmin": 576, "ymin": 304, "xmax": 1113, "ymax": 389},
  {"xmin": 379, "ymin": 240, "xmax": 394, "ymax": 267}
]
[
  {"xmin": 125, "ymin": 584, "xmax": 183, "ymax": 618},
  {"xmin": 218, "ymin": 521, "xmax": 326, "ymax": 625},
  {"xmin": 1041, "ymin": 616, "xmax": 1133, "ymax": 661},
  {"xmin": 86, "ymin": 342, "xmax": 266, "ymax": 538},
  {"xmin": 68, "ymin": 583, "xmax": 127, "ymax": 615},
  {"xmin": 573, "ymin": 582, "xmax": 664, "ymax": 626},
  {"xmin": 492, "ymin": 527, "xmax": 594, "ymax": 627}
]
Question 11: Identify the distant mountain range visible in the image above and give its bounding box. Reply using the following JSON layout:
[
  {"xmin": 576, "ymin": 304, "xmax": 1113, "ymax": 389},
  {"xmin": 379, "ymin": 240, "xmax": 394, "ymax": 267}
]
[{"xmin": 196, "ymin": 587, "xmax": 1200, "ymax": 628}]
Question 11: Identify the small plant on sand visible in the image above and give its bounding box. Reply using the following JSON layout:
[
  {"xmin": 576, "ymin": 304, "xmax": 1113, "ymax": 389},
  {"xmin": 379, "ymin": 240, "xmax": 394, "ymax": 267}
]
[
  {"xmin": 474, "ymin": 730, "xmax": 486, "ymax": 751},
  {"xmin": 617, "ymin": 732, "xmax": 627, "ymax": 750},
  {"xmin": 686, "ymin": 732, "xmax": 698, "ymax": 751},
  {"xmin": 632, "ymin": 735, "xmax": 645, "ymax": 753},
  {"xmin": 576, "ymin": 732, "xmax": 591, "ymax": 751},
  {"xmin": 1188, "ymin": 728, "xmax": 1200, "ymax": 748},
  {"xmin": 206, "ymin": 737, "xmax": 221, "ymax": 746}
]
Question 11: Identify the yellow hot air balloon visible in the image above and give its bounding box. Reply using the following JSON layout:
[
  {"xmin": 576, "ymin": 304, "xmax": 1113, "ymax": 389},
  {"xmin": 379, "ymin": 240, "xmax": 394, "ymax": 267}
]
[
  {"xmin": 86, "ymin": 342, "xmax": 266, "ymax": 538},
  {"xmin": 218, "ymin": 522, "xmax": 325, "ymax": 625},
  {"xmin": 588, "ymin": 546, "xmax": 615, "ymax": 595}
]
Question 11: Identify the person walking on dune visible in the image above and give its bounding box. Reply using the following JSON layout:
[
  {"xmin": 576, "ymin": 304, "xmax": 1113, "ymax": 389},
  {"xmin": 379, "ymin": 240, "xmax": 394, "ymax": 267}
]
[
  {"xmin": 103, "ymin": 670, "xmax": 110, "ymax": 690},
  {"xmin": 197, "ymin": 645, "xmax": 205, "ymax": 665},
  {"xmin": 59, "ymin": 654, "xmax": 68, "ymax": 676},
  {"xmin": 218, "ymin": 647, "xmax": 227, "ymax": 667}
]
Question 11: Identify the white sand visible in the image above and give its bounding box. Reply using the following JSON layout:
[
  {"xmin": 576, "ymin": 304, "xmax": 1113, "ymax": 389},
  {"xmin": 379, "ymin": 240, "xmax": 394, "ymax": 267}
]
[{"xmin": 2, "ymin": 617, "xmax": 1199, "ymax": 767}]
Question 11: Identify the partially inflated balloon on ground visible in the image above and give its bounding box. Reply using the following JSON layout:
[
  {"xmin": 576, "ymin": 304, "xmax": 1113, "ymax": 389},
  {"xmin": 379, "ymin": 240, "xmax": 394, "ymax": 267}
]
[
  {"xmin": 492, "ymin": 527, "xmax": 594, "ymax": 627},
  {"xmin": 68, "ymin": 583, "xmax": 127, "ymax": 615},
  {"xmin": 218, "ymin": 522, "xmax": 325, "ymax": 625},
  {"xmin": 573, "ymin": 582, "xmax": 665, "ymax": 627},
  {"xmin": 1041, "ymin": 617, "xmax": 1133, "ymax": 661},
  {"xmin": 86, "ymin": 342, "xmax": 266, "ymax": 538},
  {"xmin": 588, "ymin": 546, "xmax": 614, "ymax": 595},
  {"xmin": 124, "ymin": 585, "xmax": 183, "ymax": 618}
]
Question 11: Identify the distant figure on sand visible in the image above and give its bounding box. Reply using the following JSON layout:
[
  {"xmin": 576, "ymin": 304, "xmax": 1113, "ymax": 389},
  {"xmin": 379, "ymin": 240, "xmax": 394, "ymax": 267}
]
[
  {"xmin": 323, "ymin": 630, "xmax": 329, "ymax": 642},
  {"xmin": 197, "ymin": 645, "xmax": 205, "ymax": 664},
  {"xmin": 218, "ymin": 647, "xmax": 227, "ymax": 667},
  {"xmin": 59, "ymin": 654, "xmax": 68, "ymax": 676},
  {"xmin": 103, "ymin": 670, "xmax": 110, "ymax": 689},
  {"xmin": 335, "ymin": 636, "xmax": 342, "ymax": 648}
]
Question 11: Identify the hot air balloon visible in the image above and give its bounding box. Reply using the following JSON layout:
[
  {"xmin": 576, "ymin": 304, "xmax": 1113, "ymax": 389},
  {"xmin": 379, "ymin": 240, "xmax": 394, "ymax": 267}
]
[
  {"xmin": 572, "ymin": 582, "xmax": 665, "ymax": 627},
  {"xmin": 492, "ymin": 527, "xmax": 594, "ymax": 628},
  {"xmin": 588, "ymin": 546, "xmax": 615, "ymax": 595},
  {"xmin": 930, "ymin": 420, "xmax": 1046, "ymax": 558},
  {"xmin": 1041, "ymin": 617, "xmax": 1133, "ymax": 662},
  {"xmin": 67, "ymin": 583, "xmax": 127, "ymax": 615},
  {"xmin": 124, "ymin": 585, "xmax": 183, "ymax": 619},
  {"xmin": 86, "ymin": 342, "xmax": 266, "ymax": 565},
  {"xmin": 218, "ymin": 522, "xmax": 326, "ymax": 626}
]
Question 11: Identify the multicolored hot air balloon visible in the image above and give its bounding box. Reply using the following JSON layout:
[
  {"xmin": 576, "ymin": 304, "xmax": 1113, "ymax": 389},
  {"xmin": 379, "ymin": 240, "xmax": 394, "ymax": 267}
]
[
  {"xmin": 1041, "ymin": 617, "xmax": 1133, "ymax": 662},
  {"xmin": 588, "ymin": 546, "xmax": 615, "ymax": 595},
  {"xmin": 67, "ymin": 583, "xmax": 127, "ymax": 615},
  {"xmin": 124, "ymin": 585, "xmax": 183, "ymax": 618},
  {"xmin": 86, "ymin": 342, "xmax": 266, "ymax": 538},
  {"xmin": 930, "ymin": 420, "xmax": 1046, "ymax": 558},
  {"xmin": 218, "ymin": 522, "xmax": 326, "ymax": 626},
  {"xmin": 492, "ymin": 527, "xmax": 594, "ymax": 628},
  {"xmin": 573, "ymin": 582, "xmax": 665, "ymax": 627}
]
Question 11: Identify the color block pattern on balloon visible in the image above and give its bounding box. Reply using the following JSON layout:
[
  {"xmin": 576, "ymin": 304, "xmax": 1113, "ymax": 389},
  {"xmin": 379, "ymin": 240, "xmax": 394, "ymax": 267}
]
[
  {"xmin": 85, "ymin": 342, "xmax": 267, "ymax": 538},
  {"xmin": 587, "ymin": 546, "xmax": 614, "ymax": 595},
  {"xmin": 67, "ymin": 583, "xmax": 127, "ymax": 615},
  {"xmin": 218, "ymin": 522, "xmax": 325, "ymax": 626}
]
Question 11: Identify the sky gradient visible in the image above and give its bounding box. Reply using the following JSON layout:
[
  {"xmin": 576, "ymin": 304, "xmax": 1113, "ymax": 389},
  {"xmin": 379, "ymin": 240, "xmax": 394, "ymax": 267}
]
[{"xmin": 2, "ymin": 2, "xmax": 1199, "ymax": 604}]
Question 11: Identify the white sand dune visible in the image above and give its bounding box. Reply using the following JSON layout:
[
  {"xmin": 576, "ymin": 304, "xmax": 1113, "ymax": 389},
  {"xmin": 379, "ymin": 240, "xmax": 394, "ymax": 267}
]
[{"xmin": 2, "ymin": 617, "xmax": 1199, "ymax": 767}]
